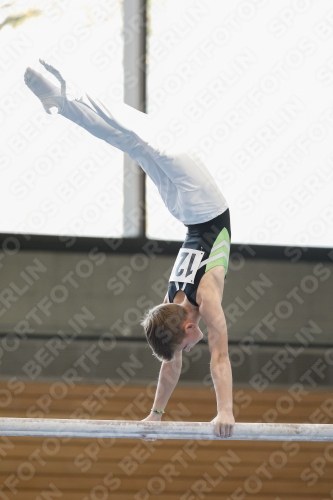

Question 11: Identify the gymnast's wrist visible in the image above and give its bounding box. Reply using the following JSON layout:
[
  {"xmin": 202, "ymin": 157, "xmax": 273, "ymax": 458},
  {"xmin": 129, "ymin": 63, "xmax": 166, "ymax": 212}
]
[{"xmin": 150, "ymin": 408, "xmax": 164, "ymax": 417}]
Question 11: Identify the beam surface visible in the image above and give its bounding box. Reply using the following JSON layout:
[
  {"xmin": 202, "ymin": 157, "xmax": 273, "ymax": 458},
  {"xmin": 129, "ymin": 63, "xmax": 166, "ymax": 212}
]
[{"xmin": 0, "ymin": 418, "xmax": 333, "ymax": 441}]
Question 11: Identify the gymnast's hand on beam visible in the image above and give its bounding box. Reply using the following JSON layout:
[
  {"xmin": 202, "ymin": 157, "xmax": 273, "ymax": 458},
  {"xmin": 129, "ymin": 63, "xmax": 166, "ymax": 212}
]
[
  {"xmin": 211, "ymin": 410, "xmax": 235, "ymax": 438},
  {"xmin": 139, "ymin": 413, "xmax": 162, "ymax": 441}
]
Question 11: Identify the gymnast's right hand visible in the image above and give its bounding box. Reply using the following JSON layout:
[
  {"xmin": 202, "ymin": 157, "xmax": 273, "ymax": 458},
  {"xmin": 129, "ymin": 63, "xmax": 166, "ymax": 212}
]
[{"xmin": 140, "ymin": 413, "xmax": 161, "ymax": 441}]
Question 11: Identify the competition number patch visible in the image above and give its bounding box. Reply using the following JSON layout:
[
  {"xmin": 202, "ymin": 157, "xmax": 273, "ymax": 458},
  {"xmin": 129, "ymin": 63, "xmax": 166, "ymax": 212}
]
[{"xmin": 169, "ymin": 248, "xmax": 204, "ymax": 284}]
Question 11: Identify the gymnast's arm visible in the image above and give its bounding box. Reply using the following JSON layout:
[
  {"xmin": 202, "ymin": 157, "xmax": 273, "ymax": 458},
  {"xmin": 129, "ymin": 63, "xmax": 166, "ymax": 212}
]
[
  {"xmin": 198, "ymin": 295, "xmax": 234, "ymax": 437},
  {"xmin": 142, "ymin": 349, "xmax": 183, "ymax": 423},
  {"xmin": 141, "ymin": 291, "xmax": 178, "ymax": 424},
  {"xmin": 139, "ymin": 351, "xmax": 182, "ymax": 441}
]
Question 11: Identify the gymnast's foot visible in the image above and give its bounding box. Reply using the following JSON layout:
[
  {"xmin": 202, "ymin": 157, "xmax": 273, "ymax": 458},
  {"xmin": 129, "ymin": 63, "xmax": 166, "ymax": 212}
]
[
  {"xmin": 24, "ymin": 59, "xmax": 80, "ymax": 114},
  {"xmin": 24, "ymin": 67, "xmax": 57, "ymax": 96},
  {"xmin": 24, "ymin": 65, "xmax": 64, "ymax": 115}
]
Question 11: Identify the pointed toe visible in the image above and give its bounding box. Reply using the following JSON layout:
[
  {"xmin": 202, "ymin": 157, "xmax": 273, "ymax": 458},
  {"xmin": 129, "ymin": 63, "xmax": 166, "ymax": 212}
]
[
  {"xmin": 24, "ymin": 59, "xmax": 81, "ymax": 114},
  {"xmin": 24, "ymin": 64, "xmax": 63, "ymax": 113},
  {"xmin": 24, "ymin": 67, "xmax": 31, "ymax": 83}
]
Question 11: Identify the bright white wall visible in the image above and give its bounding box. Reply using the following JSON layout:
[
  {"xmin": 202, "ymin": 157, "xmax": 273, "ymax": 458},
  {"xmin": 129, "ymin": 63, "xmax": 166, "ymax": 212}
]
[
  {"xmin": 146, "ymin": 0, "xmax": 333, "ymax": 247},
  {"xmin": 1, "ymin": 0, "xmax": 124, "ymax": 238}
]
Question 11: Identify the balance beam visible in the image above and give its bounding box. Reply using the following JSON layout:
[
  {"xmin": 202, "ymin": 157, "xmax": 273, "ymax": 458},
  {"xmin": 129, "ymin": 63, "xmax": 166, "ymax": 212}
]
[{"xmin": 0, "ymin": 418, "xmax": 333, "ymax": 441}]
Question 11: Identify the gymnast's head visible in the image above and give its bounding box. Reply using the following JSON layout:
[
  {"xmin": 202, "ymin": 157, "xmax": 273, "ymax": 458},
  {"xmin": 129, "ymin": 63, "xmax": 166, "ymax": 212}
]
[{"xmin": 140, "ymin": 303, "xmax": 202, "ymax": 362}]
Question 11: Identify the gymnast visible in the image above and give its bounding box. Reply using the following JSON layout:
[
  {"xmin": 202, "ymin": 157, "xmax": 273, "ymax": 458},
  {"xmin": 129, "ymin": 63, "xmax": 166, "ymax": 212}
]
[{"xmin": 24, "ymin": 60, "xmax": 234, "ymax": 439}]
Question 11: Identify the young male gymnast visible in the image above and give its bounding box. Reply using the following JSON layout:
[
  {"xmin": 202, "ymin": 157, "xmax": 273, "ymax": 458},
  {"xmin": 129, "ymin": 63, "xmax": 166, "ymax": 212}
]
[{"xmin": 24, "ymin": 60, "xmax": 234, "ymax": 439}]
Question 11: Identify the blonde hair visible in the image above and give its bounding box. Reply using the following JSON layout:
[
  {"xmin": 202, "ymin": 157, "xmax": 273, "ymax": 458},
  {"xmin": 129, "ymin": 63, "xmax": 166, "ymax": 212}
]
[{"xmin": 140, "ymin": 303, "xmax": 188, "ymax": 362}]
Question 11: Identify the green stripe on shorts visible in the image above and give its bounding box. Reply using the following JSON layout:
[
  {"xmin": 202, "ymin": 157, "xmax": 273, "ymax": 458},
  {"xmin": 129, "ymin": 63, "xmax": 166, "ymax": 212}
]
[{"xmin": 205, "ymin": 227, "xmax": 231, "ymax": 275}]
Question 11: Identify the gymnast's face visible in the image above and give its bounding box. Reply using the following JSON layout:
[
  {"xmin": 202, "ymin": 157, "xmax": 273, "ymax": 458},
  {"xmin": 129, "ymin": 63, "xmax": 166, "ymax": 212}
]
[{"xmin": 177, "ymin": 323, "xmax": 203, "ymax": 352}]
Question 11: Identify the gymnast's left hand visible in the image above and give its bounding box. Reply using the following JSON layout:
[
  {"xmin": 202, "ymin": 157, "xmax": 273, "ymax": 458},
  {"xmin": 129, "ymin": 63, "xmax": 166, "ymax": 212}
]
[{"xmin": 211, "ymin": 410, "xmax": 235, "ymax": 438}]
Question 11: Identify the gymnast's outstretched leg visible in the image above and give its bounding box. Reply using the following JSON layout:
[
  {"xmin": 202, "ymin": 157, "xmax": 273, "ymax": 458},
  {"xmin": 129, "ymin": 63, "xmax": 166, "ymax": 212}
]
[
  {"xmin": 24, "ymin": 60, "xmax": 228, "ymax": 224},
  {"xmin": 24, "ymin": 60, "xmax": 180, "ymax": 218}
]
